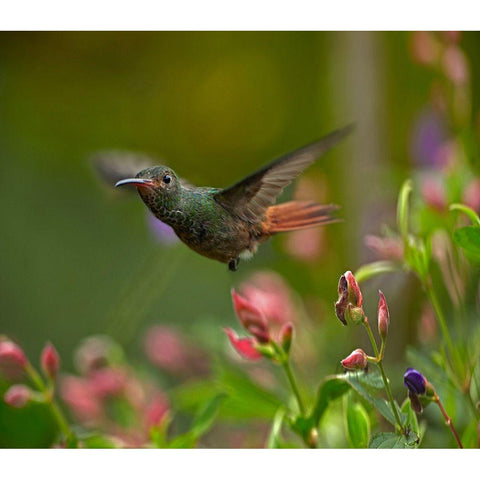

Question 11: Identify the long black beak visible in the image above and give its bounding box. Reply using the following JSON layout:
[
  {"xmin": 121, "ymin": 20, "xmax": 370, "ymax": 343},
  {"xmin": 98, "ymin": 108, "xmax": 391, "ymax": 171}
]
[{"xmin": 115, "ymin": 178, "xmax": 155, "ymax": 188}]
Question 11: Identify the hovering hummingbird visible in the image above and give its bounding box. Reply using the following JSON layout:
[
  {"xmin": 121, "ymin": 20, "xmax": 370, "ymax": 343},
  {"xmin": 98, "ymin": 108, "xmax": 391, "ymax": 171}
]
[{"xmin": 93, "ymin": 125, "xmax": 352, "ymax": 271}]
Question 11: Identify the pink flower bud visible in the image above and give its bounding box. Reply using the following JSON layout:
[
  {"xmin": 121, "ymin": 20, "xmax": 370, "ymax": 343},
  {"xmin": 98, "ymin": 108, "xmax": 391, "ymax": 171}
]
[
  {"xmin": 341, "ymin": 349, "xmax": 368, "ymax": 371},
  {"xmin": 41, "ymin": 342, "xmax": 60, "ymax": 380},
  {"xmin": 231, "ymin": 289, "xmax": 269, "ymax": 343},
  {"xmin": 442, "ymin": 46, "xmax": 469, "ymax": 86},
  {"xmin": 463, "ymin": 178, "xmax": 480, "ymax": 213},
  {"xmin": 378, "ymin": 291, "xmax": 390, "ymax": 341},
  {"xmin": 0, "ymin": 340, "xmax": 28, "ymax": 369},
  {"xmin": 4, "ymin": 384, "xmax": 32, "ymax": 408},
  {"xmin": 345, "ymin": 271, "xmax": 363, "ymax": 307},
  {"xmin": 280, "ymin": 323, "xmax": 293, "ymax": 354},
  {"xmin": 224, "ymin": 328, "xmax": 262, "ymax": 361},
  {"xmin": 144, "ymin": 392, "xmax": 170, "ymax": 430}
]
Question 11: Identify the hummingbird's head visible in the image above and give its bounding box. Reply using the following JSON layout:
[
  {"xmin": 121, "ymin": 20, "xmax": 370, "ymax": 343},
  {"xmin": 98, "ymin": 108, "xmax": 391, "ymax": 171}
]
[{"xmin": 115, "ymin": 166, "xmax": 181, "ymax": 212}]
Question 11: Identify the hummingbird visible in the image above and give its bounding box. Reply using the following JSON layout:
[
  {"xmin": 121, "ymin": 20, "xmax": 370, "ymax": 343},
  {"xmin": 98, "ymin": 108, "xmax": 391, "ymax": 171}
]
[{"xmin": 93, "ymin": 125, "xmax": 352, "ymax": 271}]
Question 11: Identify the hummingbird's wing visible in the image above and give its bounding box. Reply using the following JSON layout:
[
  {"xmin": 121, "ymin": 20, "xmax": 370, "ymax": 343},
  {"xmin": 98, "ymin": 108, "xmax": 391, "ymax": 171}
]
[
  {"xmin": 91, "ymin": 150, "xmax": 193, "ymax": 188},
  {"xmin": 91, "ymin": 151, "xmax": 155, "ymax": 187},
  {"xmin": 214, "ymin": 125, "xmax": 353, "ymax": 222}
]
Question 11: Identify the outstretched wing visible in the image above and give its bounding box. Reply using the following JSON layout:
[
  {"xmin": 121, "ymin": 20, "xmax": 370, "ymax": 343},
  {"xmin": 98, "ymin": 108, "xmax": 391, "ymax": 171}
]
[
  {"xmin": 214, "ymin": 125, "xmax": 353, "ymax": 222},
  {"xmin": 90, "ymin": 150, "xmax": 156, "ymax": 188},
  {"xmin": 90, "ymin": 150, "xmax": 193, "ymax": 189}
]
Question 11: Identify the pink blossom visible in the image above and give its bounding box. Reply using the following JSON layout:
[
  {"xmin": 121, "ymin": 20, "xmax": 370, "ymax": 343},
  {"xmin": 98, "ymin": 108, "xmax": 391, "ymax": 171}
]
[
  {"xmin": 240, "ymin": 271, "xmax": 297, "ymax": 327},
  {"xmin": 421, "ymin": 176, "xmax": 446, "ymax": 210},
  {"xmin": 88, "ymin": 367, "xmax": 127, "ymax": 399},
  {"xmin": 231, "ymin": 289, "xmax": 269, "ymax": 343},
  {"xmin": 365, "ymin": 235, "xmax": 403, "ymax": 261},
  {"xmin": 4, "ymin": 384, "xmax": 32, "ymax": 408},
  {"xmin": 0, "ymin": 340, "xmax": 28, "ymax": 380},
  {"xmin": 442, "ymin": 46, "xmax": 469, "ymax": 86},
  {"xmin": 224, "ymin": 328, "xmax": 262, "ymax": 361},
  {"xmin": 60, "ymin": 376, "xmax": 102, "ymax": 422},
  {"xmin": 463, "ymin": 179, "xmax": 480, "ymax": 213},
  {"xmin": 144, "ymin": 326, "xmax": 209, "ymax": 375},
  {"xmin": 144, "ymin": 392, "xmax": 170, "ymax": 430},
  {"xmin": 377, "ymin": 291, "xmax": 390, "ymax": 340}
]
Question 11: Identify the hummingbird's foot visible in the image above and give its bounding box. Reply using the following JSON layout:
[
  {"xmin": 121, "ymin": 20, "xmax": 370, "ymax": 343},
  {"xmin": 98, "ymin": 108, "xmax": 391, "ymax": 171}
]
[{"xmin": 228, "ymin": 258, "xmax": 239, "ymax": 272}]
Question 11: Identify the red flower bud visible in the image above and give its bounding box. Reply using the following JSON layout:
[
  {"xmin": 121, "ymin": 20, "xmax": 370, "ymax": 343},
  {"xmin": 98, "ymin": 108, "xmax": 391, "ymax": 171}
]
[
  {"xmin": 0, "ymin": 341, "xmax": 28, "ymax": 370},
  {"xmin": 4, "ymin": 384, "xmax": 32, "ymax": 408},
  {"xmin": 231, "ymin": 289, "xmax": 270, "ymax": 343},
  {"xmin": 377, "ymin": 291, "xmax": 390, "ymax": 341},
  {"xmin": 341, "ymin": 348, "xmax": 368, "ymax": 371},
  {"xmin": 224, "ymin": 328, "xmax": 262, "ymax": 361},
  {"xmin": 345, "ymin": 271, "xmax": 363, "ymax": 307},
  {"xmin": 280, "ymin": 323, "xmax": 293, "ymax": 354},
  {"xmin": 41, "ymin": 342, "xmax": 60, "ymax": 380}
]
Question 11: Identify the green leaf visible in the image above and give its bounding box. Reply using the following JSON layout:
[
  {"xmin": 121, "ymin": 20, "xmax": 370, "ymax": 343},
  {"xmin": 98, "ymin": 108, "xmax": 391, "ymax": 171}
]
[
  {"xmin": 168, "ymin": 393, "xmax": 227, "ymax": 448},
  {"xmin": 397, "ymin": 179, "xmax": 413, "ymax": 239},
  {"xmin": 266, "ymin": 407, "xmax": 286, "ymax": 448},
  {"xmin": 343, "ymin": 372, "xmax": 397, "ymax": 426},
  {"xmin": 354, "ymin": 261, "xmax": 400, "ymax": 283},
  {"xmin": 449, "ymin": 203, "xmax": 480, "ymax": 226},
  {"xmin": 453, "ymin": 226, "xmax": 480, "ymax": 262},
  {"xmin": 344, "ymin": 394, "xmax": 370, "ymax": 448},
  {"xmin": 400, "ymin": 397, "xmax": 419, "ymax": 438},
  {"xmin": 190, "ymin": 393, "xmax": 227, "ymax": 439},
  {"xmin": 369, "ymin": 431, "xmax": 418, "ymax": 448},
  {"xmin": 81, "ymin": 434, "xmax": 117, "ymax": 449},
  {"xmin": 311, "ymin": 376, "xmax": 351, "ymax": 426}
]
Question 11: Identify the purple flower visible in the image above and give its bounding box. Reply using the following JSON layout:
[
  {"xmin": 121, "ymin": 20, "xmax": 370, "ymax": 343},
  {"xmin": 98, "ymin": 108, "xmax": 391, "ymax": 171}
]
[
  {"xmin": 404, "ymin": 367, "xmax": 426, "ymax": 395},
  {"xmin": 410, "ymin": 109, "xmax": 447, "ymax": 168},
  {"xmin": 146, "ymin": 213, "xmax": 179, "ymax": 245}
]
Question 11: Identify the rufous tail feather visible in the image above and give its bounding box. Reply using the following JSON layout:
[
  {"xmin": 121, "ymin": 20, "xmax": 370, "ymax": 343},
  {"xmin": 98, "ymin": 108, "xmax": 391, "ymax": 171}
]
[{"xmin": 263, "ymin": 201, "xmax": 340, "ymax": 234}]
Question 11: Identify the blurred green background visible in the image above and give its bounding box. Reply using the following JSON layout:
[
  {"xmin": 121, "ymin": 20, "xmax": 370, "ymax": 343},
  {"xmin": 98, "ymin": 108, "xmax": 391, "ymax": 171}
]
[{"xmin": 1, "ymin": 32, "xmax": 479, "ymax": 447}]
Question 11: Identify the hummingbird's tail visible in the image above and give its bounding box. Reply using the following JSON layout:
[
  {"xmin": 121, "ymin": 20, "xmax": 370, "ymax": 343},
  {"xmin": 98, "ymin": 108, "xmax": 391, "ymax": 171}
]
[{"xmin": 262, "ymin": 201, "xmax": 340, "ymax": 234}]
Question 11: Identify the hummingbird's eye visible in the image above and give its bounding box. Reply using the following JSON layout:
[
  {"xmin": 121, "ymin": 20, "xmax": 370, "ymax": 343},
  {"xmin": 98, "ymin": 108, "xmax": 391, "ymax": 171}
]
[{"xmin": 163, "ymin": 174, "xmax": 172, "ymax": 184}]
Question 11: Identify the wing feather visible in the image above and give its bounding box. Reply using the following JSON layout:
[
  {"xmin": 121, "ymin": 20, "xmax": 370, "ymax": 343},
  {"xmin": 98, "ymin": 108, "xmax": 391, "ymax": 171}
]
[{"xmin": 214, "ymin": 125, "xmax": 353, "ymax": 222}]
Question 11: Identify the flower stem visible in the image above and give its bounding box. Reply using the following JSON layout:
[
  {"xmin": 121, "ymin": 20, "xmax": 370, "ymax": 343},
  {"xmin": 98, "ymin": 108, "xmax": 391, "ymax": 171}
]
[
  {"xmin": 25, "ymin": 363, "xmax": 75, "ymax": 445},
  {"xmin": 282, "ymin": 360, "xmax": 306, "ymax": 417},
  {"xmin": 433, "ymin": 393, "xmax": 463, "ymax": 448},
  {"xmin": 363, "ymin": 319, "xmax": 405, "ymax": 435}
]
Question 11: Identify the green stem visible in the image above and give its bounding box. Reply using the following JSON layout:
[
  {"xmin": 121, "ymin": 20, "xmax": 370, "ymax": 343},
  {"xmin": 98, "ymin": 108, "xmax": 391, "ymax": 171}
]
[
  {"xmin": 25, "ymin": 363, "xmax": 75, "ymax": 444},
  {"xmin": 424, "ymin": 281, "xmax": 457, "ymax": 367},
  {"xmin": 363, "ymin": 320, "xmax": 405, "ymax": 435},
  {"xmin": 282, "ymin": 360, "xmax": 306, "ymax": 417}
]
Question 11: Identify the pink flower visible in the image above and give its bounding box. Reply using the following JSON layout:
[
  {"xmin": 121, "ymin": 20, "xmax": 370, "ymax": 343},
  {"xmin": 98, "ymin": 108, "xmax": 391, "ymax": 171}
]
[
  {"xmin": 144, "ymin": 326, "xmax": 209, "ymax": 375},
  {"xmin": 0, "ymin": 340, "xmax": 27, "ymax": 368},
  {"xmin": 421, "ymin": 176, "xmax": 446, "ymax": 211},
  {"xmin": 335, "ymin": 271, "xmax": 365, "ymax": 326},
  {"xmin": 463, "ymin": 179, "xmax": 480, "ymax": 213},
  {"xmin": 410, "ymin": 31, "xmax": 440, "ymax": 66},
  {"xmin": 345, "ymin": 271, "xmax": 363, "ymax": 307},
  {"xmin": 231, "ymin": 289, "xmax": 269, "ymax": 343},
  {"xmin": 89, "ymin": 367, "xmax": 127, "ymax": 399},
  {"xmin": 224, "ymin": 328, "xmax": 263, "ymax": 361},
  {"xmin": 240, "ymin": 271, "xmax": 297, "ymax": 327},
  {"xmin": 365, "ymin": 235, "xmax": 403, "ymax": 261},
  {"xmin": 4, "ymin": 384, "xmax": 32, "ymax": 408},
  {"xmin": 442, "ymin": 45, "xmax": 469, "ymax": 86},
  {"xmin": 60, "ymin": 376, "xmax": 102, "ymax": 422},
  {"xmin": 341, "ymin": 349, "xmax": 368, "ymax": 371},
  {"xmin": 41, "ymin": 342, "xmax": 60, "ymax": 380},
  {"xmin": 144, "ymin": 392, "xmax": 170, "ymax": 430}
]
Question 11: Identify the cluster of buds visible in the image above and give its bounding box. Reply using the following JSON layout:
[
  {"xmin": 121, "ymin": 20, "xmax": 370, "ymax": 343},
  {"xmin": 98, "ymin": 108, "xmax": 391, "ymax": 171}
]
[
  {"xmin": 336, "ymin": 271, "xmax": 391, "ymax": 370},
  {"xmin": 225, "ymin": 288, "xmax": 294, "ymax": 362},
  {"xmin": 0, "ymin": 339, "xmax": 60, "ymax": 409}
]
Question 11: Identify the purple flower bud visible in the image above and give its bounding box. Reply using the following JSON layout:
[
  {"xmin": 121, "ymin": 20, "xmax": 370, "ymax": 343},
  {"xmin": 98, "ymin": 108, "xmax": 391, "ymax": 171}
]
[
  {"xmin": 4, "ymin": 384, "xmax": 32, "ymax": 408},
  {"xmin": 404, "ymin": 367, "xmax": 426, "ymax": 395}
]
